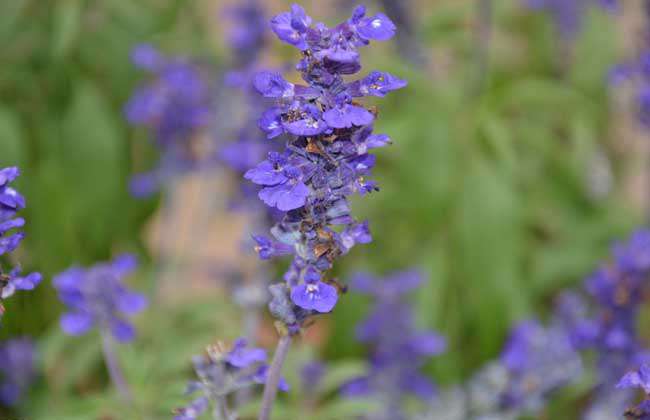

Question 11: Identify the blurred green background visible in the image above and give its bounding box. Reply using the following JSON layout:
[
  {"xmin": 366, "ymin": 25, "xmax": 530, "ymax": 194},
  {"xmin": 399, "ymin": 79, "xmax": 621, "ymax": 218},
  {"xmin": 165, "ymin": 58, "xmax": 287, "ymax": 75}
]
[{"xmin": 0, "ymin": 0, "xmax": 644, "ymax": 418}]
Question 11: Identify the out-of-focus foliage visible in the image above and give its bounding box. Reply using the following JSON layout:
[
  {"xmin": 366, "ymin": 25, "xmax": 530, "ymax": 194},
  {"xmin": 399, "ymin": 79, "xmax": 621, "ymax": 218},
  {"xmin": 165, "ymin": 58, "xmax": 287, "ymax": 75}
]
[
  {"xmin": 0, "ymin": 0, "xmax": 642, "ymax": 418},
  {"xmin": 332, "ymin": 0, "xmax": 635, "ymax": 384},
  {"xmin": 0, "ymin": 0, "xmax": 208, "ymax": 334}
]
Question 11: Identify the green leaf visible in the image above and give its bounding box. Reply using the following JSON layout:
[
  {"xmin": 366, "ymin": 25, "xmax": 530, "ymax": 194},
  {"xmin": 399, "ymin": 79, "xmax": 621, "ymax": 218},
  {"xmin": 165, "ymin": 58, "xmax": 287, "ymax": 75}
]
[
  {"xmin": 0, "ymin": 105, "xmax": 26, "ymax": 166},
  {"xmin": 51, "ymin": 0, "xmax": 84, "ymax": 59}
]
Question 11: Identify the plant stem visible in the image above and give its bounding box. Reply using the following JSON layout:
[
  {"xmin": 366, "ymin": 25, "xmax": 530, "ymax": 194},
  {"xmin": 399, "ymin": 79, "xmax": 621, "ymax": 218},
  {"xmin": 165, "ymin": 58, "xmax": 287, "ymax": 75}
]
[
  {"xmin": 100, "ymin": 330, "xmax": 132, "ymax": 404},
  {"xmin": 213, "ymin": 396, "xmax": 232, "ymax": 420},
  {"xmin": 258, "ymin": 334, "xmax": 292, "ymax": 420}
]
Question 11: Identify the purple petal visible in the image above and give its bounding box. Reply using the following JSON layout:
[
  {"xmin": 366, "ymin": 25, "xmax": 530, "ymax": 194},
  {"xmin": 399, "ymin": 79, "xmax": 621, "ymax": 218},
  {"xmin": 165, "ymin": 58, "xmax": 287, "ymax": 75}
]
[
  {"xmin": 356, "ymin": 13, "xmax": 396, "ymax": 41},
  {"xmin": 0, "ymin": 167, "xmax": 19, "ymax": 187},
  {"xmin": 259, "ymin": 182, "xmax": 309, "ymax": 211},
  {"xmin": 116, "ymin": 292, "xmax": 148, "ymax": 315},
  {"xmin": 244, "ymin": 160, "xmax": 287, "ymax": 186},
  {"xmin": 60, "ymin": 312, "xmax": 94, "ymax": 336},
  {"xmin": 258, "ymin": 107, "xmax": 285, "ymax": 139},
  {"xmin": 254, "ymin": 71, "xmax": 295, "ymax": 98},
  {"xmin": 111, "ymin": 319, "xmax": 136, "ymax": 342}
]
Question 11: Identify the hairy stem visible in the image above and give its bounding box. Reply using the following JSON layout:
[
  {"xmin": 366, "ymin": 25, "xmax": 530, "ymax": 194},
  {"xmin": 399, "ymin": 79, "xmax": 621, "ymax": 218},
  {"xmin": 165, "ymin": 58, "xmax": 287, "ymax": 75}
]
[
  {"xmin": 100, "ymin": 331, "xmax": 132, "ymax": 404},
  {"xmin": 258, "ymin": 334, "xmax": 292, "ymax": 420}
]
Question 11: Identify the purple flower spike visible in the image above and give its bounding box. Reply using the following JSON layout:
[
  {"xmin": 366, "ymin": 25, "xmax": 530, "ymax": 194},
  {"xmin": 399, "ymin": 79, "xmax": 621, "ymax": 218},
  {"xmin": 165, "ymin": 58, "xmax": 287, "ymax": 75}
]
[
  {"xmin": 53, "ymin": 255, "xmax": 147, "ymax": 342},
  {"xmin": 246, "ymin": 4, "xmax": 406, "ymax": 331},
  {"xmin": 125, "ymin": 49, "xmax": 213, "ymax": 197},
  {"xmin": 343, "ymin": 269, "xmax": 446, "ymax": 416}
]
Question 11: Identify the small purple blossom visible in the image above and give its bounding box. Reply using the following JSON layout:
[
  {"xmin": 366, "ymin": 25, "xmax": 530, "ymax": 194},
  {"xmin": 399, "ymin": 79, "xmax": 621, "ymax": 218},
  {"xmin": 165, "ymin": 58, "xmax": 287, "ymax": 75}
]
[
  {"xmin": 53, "ymin": 255, "xmax": 147, "ymax": 342},
  {"xmin": 290, "ymin": 278, "xmax": 338, "ymax": 313},
  {"xmin": 0, "ymin": 338, "xmax": 36, "ymax": 406},
  {"xmin": 270, "ymin": 4, "xmax": 312, "ymax": 50}
]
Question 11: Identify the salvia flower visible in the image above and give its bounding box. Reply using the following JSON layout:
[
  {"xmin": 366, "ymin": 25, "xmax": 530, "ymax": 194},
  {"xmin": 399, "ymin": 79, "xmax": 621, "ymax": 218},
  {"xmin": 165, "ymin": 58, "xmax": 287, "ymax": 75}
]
[
  {"xmin": 0, "ymin": 338, "xmax": 36, "ymax": 406},
  {"xmin": 53, "ymin": 254, "xmax": 147, "ymax": 342},
  {"xmin": 341, "ymin": 270, "xmax": 446, "ymax": 420},
  {"xmin": 0, "ymin": 167, "xmax": 41, "ymax": 317},
  {"xmin": 245, "ymin": 4, "xmax": 406, "ymax": 331},
  {"xmin": 524, "ymin": 0, "xmax": 617, "ymax": 41},
  {"xmin": 618, "ymin": 364, "xmax": 650, "ymax": 419},
  {"xmin": 125, "ymin": 45, "xmax": 213, "ymax": 197},
  {"xmin": 174, "ymin": 338, "xmax": 288, "ymax": 419}
]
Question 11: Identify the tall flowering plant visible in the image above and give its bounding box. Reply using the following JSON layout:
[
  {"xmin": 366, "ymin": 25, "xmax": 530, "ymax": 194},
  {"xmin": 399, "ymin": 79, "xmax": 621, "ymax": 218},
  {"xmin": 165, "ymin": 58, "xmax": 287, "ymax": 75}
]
[{"xmin": 243, "ymin": 4, "xmax": 406, "ymax": 419}]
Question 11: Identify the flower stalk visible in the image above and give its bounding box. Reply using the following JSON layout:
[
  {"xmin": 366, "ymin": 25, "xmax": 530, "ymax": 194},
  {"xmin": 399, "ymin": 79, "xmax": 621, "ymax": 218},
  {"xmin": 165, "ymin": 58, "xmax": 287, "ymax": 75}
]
[
  {"xmin": 100, "ymin": 330, "xmax": 133, "ymax": 404},
  {"xmin": 258, "ymin": 334, "xmax": 292, "ymax": 420}
]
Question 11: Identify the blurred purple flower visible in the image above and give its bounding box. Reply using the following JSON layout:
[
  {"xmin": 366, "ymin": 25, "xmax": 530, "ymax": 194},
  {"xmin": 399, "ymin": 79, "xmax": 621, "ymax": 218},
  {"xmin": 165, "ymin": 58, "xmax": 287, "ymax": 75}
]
[
  {"xmin": 125, "ymin": 46, "xmax": 213, "ymax": 197},
  {"xmin": 53, "ymin": 255, "xmax": 146, "ymax": 342},
  {"xmin": 0, "ymin": 338, "xmax": 36, "ymax": 406},
  {"xmin": 342, "ymin": 269, "xmax": 445, "ymax": 419}
]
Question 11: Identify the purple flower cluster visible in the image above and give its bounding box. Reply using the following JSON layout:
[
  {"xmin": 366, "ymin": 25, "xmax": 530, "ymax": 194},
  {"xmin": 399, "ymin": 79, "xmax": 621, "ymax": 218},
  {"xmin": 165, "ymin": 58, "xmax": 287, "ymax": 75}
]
[
  {"xmin": 424, "ymin": 320, "xmax": 580, "ymax": 420},
  {"xmin": 549, "ymin": 229, "xmax": 650, "ymax": 418},
  {"xmin": 244, "ymin": 4, "xmax": 406, "ymax": 329},
  {"xmin": 125, "ymin": 45, "xmax": 213, "ymax": 197},
  {"xmin": 0, "ymin": 338, "xmax": 36, "ymax": 406},
  {"xmin": 342, "ymin": 270, "xmax": 446, "ymax": 420},
  {"xmin": 524, "ymin": 0, "xmax": 617, "ymax": 41},
  {"xmin": 174, "ymin": 338, "xmax": 288, "ymax": 419},
  {"xmin": 53, "ymin": 254, "xmax": 147, "ymax": 342},
  {"xmin": 495, "ymin": 320, "xmax": 581, "ymax": 413},
  {"xmin": 610, "ymin": 1, "xmax": 650, "ymax": 128},
  {"xmin": 0, "ymin": 167, "xmax": 41, "ymax": 317}
]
